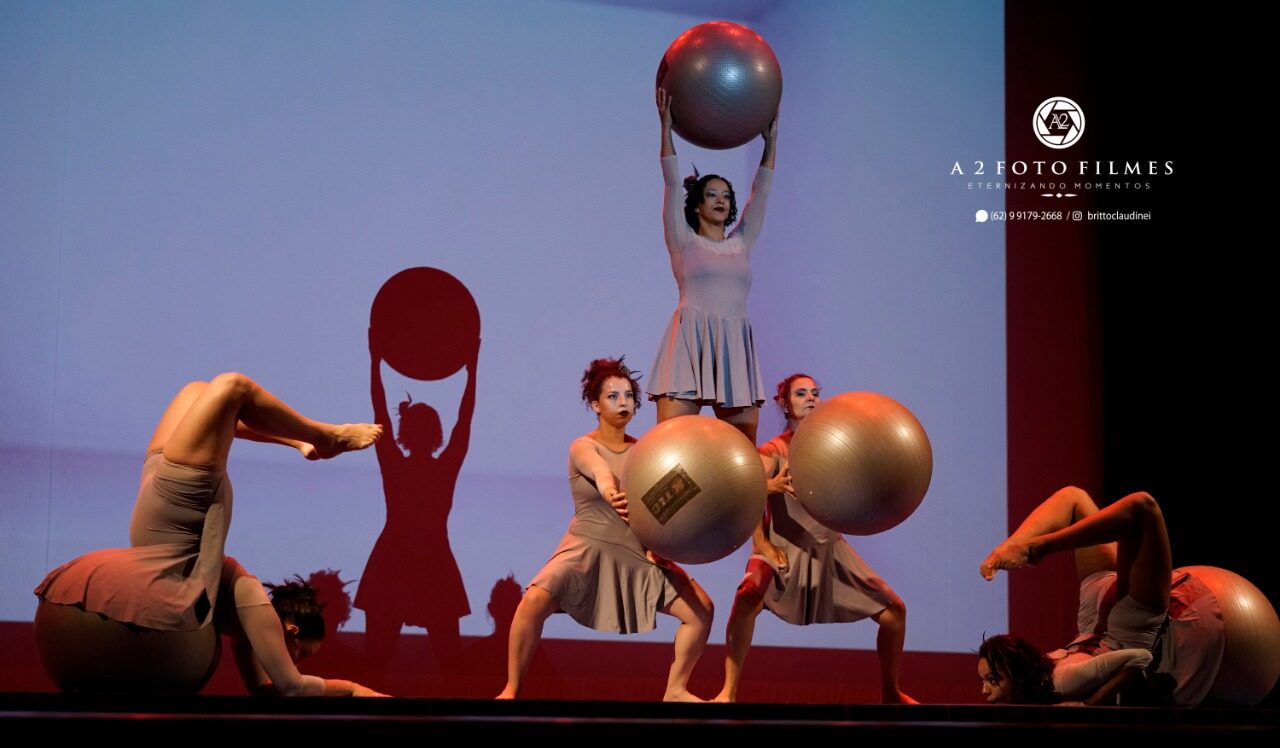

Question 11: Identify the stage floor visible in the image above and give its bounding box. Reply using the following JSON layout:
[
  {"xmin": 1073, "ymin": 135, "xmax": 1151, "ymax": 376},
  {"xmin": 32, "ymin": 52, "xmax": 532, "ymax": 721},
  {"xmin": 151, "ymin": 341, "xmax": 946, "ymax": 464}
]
[{"xmin": 3, "ymin": 693, "xmax": 1277, "ymax": 740}]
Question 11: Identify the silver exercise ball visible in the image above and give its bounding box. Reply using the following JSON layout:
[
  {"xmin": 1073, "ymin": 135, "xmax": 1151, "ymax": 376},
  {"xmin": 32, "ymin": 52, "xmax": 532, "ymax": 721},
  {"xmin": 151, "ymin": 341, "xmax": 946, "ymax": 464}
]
[
  {"xmin": 34, "ymin": 600, "xmax": 221, "ymax": 693},
  {"xmin": 656, "ymin": 21, "xmax": 782, "ymax": 150},
  {"xmin": 1181, "ymin": 566, "xmax": 1280, "ymax": 706},
  {"xmin": 789, "ymin": 392, "xmax": 932, "ymax": 536},
  {"xmin": 623, "ymin": 415, "xmax": 766, "ymax": 564}
]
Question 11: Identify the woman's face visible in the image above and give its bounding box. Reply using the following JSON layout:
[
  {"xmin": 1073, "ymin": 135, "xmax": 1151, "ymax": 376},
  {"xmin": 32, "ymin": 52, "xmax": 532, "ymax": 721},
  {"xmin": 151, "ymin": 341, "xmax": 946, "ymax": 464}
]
[
  {"xmin": 591, "ymin": 376, "xmax": 636, "ymax": 429},
  {"xmin": 978, "ymin": 657, "xmax": 1012, "ymax": 703},
  {"xmin": 787, "ymin": 377, "xmax": 820, "ymax": 422},
  {"xmin": 697, "ymin": 178, "xmax": 733, "ymax": 228}
]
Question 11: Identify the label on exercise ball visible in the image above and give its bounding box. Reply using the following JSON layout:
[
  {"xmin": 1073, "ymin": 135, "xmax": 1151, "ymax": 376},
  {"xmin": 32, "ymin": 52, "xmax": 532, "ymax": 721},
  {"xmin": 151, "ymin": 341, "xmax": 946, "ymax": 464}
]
[{"xmin": 641, "ymin": 465, "xmax": 701, "ymax": 525}]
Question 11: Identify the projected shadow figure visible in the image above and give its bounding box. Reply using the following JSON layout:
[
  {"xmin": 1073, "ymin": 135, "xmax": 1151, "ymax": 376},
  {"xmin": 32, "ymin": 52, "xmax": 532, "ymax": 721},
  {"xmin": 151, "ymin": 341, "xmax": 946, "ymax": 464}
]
[
  {"xmin": 457, "ymin": 575, "xmax": 560, "ymax": 698},
  {"xmin": 298, "ymin": 569, "xmax": 363, "ymax": 679},
  {"xmin": 357, "ymin": 267, "xmax": 480, "ymax": 691}
]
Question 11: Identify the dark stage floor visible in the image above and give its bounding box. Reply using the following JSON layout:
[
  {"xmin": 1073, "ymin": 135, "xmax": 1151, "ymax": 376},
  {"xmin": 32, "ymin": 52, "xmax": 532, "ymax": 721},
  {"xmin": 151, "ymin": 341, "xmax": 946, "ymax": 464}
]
[{"xmin": 3, "ymin": 693, "xmax": 1277, "ymax": 741}]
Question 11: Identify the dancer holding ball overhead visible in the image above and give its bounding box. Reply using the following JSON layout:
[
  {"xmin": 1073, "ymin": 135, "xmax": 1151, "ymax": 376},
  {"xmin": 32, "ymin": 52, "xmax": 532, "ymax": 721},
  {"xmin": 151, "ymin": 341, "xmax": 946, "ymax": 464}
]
[{"xmin": 648, "ymin": 87, "xmax": 776, "ymax": 443}]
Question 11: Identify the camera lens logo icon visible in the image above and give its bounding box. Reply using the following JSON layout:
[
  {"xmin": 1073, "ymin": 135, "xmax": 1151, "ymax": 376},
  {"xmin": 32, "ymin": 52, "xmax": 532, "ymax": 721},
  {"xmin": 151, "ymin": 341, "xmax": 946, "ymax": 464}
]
[{"xmin": 1034, "ymin": 97, "xmax": 1085, "ymax": 149}]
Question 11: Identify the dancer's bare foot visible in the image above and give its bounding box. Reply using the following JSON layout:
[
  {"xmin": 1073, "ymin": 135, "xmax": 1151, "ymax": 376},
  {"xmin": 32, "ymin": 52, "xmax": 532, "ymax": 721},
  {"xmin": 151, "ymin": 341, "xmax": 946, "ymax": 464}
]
[
  {"xmin": 711, "ymin": 688, "xmax": 735, "ymax": 703},
  {"xmin": 495, "ymin": 688, "xmax": 516, "ymax": 700},
  {"xmin": 663, "ymin": 688, "xmax": 705, "ymax": 703},
  {"xmin": 297, "ymin": 442, "xmax": 320, "ymax": 461},
  {"xmin": 980, "ymin": 538, "xmax": 1038, "ymax": 580},
  {"xmin": 314, "ymin": 423, "xmax": 382, "ymax": 459},
  {"xmin": 884, "ymin": 689, "xmax": 919, "ymax": 704}
]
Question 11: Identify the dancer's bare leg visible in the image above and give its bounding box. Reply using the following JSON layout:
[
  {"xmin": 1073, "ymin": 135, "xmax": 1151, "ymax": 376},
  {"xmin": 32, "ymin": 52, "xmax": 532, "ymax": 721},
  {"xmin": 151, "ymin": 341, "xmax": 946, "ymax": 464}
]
[
  {"xmin": 658, "ymin": 396, "xmax": 760, "ymax": 451},
  {"xmin": 983, "ymin": 492, "xmax": 1171, "ymax": 611},
  {"xmin": 146, "ymin": 381, "xmax": 212, "ymax": 454},
  {"xmin": 1108, "ymin": 493, "xmax": 1173, "ymax": 609},
  {"xmin": 998, "ymin": 486, "xmax": 1117, "ymax": 582},
  {"xmin": 866, "ymin": 581, "xmax": 917, "ymax": 704},
  {"xmin": 233, "ymin": 425, "xmax": 319, "ymax": 459},
  {"xmin": 661, "ymin": 579, "xmax": 714, "ymax": 702},
  {"xmin": 713, "ymin": 403, "xmax": 760, "ymax": 444},
  {"xmin": 498, "ymin": 585, "xmax": 558, "ymax": 699},
  {"xmin": 656, "ymin": 396, "xmax": 700, "ymax": 423},
  {"xmin": 715, "ymin": 576, "xmax": 767, "ymax": 703},
  {"xmin": 147, "ymin": 381, "xmax": 318, "ymax": 459},
  {"xmin": 161, "ymin": 372, "xmax": 380, "ymax": 471}
]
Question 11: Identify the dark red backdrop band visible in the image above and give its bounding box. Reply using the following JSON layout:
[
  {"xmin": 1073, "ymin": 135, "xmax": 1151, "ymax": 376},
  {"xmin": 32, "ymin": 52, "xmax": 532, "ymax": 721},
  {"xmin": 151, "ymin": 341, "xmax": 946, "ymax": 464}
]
[{"xmin": 1004, "ymin": 2, "xmax": 1102, "ymax": 651}]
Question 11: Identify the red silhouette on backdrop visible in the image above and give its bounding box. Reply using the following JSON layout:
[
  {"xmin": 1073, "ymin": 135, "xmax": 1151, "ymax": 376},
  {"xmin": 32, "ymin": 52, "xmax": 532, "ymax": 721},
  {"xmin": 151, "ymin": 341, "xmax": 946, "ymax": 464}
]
[
  {"xmin": 357, "ymin": 268, "xmax": 480, "ymax": 691},
  {"xmin": 297, "ymin": 569, "xmax": 364, "ymax": 679},
  {"xmin": 456, "ymin": 575, "xmax": 561, "ymax": 698}
]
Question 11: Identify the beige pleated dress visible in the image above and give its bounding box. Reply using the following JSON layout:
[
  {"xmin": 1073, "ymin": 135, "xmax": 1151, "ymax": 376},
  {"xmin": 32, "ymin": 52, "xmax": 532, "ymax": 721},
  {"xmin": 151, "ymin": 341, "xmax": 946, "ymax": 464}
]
[
  {"xmin": 530, "ymin": 436, "xmax": 690, "ymax": 633},
  {"xmin": 35, "ymin": 452, "xmax": 232, "ymax": 631}
]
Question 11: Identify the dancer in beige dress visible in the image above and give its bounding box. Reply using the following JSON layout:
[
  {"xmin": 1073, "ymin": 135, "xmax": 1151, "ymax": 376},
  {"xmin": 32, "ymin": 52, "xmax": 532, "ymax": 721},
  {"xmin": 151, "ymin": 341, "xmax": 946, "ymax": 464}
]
[
  {"xmin": 716, "ymin": 374, "xmax": 915, "ymax": 704},
  {"xmin": 36, "ymin": 372, "xmax": 385, "ymax": 696},
  {"xmin": 498, "ymin": 358, "xmax": 715, "ymax": 701},
  {"xmin": 648, "ymin": 88, "xmax": 777, "ymax": 445}
]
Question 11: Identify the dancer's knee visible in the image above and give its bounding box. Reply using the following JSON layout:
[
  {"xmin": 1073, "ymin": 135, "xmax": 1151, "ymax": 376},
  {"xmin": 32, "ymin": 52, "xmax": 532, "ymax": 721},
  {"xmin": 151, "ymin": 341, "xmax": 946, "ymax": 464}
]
[
  {"xmin": 1121, "ymin": 491, "xmax": 1161, "ymax": 522},
  {"xmin": 516, "ymin": 586, "xmax": 557, "ymax": 625},
  {"xmin": 684, "ymin": 583, "xmax": 715, "ymax": 627},
  {"xmin": 735, "ymin": 562, "xmax": 771, "ymax": 609},
  {"xmin": 697, "ymin": 593, "xmax": 715, "ymax": 626},
  {"xmin": 1055, "ymin": 485, "xmax": 1097, "ymax": 518},
  {"xmin": 176, "ymin": 381, "xmax": 210, "ymax": 398},
  {"xmin": 209, "ymin": 371, "xmax": 253, "ymax": 399},
  {"xmin": 873, "ymin": 586, "xmax": 906, "ymax": 627}
]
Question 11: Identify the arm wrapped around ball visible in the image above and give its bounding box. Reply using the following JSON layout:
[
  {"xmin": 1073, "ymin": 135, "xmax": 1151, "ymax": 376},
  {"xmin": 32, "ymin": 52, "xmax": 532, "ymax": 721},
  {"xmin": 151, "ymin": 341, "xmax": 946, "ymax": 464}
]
[{"xmin": 751, "ymin": 446, "xmax": 789, "ymax": 570}]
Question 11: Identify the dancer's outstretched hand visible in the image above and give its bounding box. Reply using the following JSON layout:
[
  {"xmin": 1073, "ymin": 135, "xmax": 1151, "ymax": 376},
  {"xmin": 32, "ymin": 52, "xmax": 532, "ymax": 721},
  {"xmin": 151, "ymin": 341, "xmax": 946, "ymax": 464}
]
[
  {"xmin": 767, "ymin": 464, "xmax": 793, "ymax": 495},
  {"xmin": 656, "ymin": 87, "xmax": 673, "ymax": 131},
  {"xmin": 605, "ymin": 486, "xmax": 629, "ymax": 523},
  {"xmin": 762, "ymin": 114, "xmax": 778, "ymax": 143}
]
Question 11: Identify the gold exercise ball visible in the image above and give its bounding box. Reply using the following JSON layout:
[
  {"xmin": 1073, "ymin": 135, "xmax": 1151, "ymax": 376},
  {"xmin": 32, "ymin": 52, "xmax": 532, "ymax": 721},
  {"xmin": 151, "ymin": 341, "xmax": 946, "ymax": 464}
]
[
  {"xmin": 790, "ymin": 392, "xmax": 932, "ymax": 536},
  {"xmin": 34, "ymin": 600, "xmax": 220, "ymax": 693},
  {"xmin": 623, "ymin": 415, "xmax": 766, "ymax": 564},
  {"xmin": 1180, "ymin": 566, "xmax": 1280, "ymax": 706}
]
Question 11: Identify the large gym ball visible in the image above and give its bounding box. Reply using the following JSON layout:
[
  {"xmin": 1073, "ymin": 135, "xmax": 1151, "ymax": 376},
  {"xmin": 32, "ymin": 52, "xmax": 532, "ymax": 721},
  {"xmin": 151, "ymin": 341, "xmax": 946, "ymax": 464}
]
[
  {"xmin": 370, "ymin": 267, "xmax": 480, "ymax": 381},
  {"xmin": 623, "ymin": 416, "xmax": 766, "ymax": 564},
  {"xmin": 1180, "ymin": 566, "xmax": 1280, "ymax": 706},
  {"xmin": 656, "ymin": 21, "xmax": 782, "ymax": 150},
  {"xmin": 789, "ymin": 392, "xmax": 932, "ymax": 536},
  {"xmin": 34, "ymin": 600, "xmax": 221, "ymax": 693}
]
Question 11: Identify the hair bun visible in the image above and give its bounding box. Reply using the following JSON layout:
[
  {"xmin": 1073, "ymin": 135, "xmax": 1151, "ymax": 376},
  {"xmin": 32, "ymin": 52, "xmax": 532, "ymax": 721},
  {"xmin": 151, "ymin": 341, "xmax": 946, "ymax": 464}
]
[
  {"xmin": 267, "ymin": 576, "xmax": 320, "ymax": 605},
  {"xmin": 682, "ymin": 162, "xmax": 702, "ymax": 192}
]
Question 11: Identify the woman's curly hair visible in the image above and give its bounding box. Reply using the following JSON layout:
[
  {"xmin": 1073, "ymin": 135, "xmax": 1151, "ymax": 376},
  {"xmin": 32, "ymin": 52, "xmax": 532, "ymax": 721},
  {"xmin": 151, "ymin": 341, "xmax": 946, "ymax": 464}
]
[
  {"xmin": 978, "ymin": 634, "xmax": 1058, "ymax": 704},
  {"xmin": 266, "ymin": 576, "xmax": 326, "ymax": 641},
  {"xmin": 581, "ymin": 356, "xmax": 643, "ymax": 411}
]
